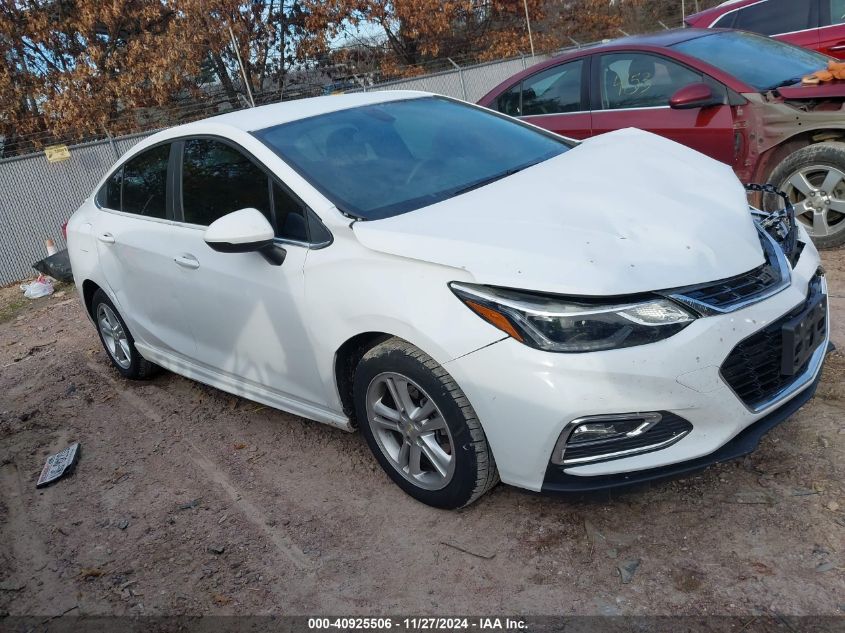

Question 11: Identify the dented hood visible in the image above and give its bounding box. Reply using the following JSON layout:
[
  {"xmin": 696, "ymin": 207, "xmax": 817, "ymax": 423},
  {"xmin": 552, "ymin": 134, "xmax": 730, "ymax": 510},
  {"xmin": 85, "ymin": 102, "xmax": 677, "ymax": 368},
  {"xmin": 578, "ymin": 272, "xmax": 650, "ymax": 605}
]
[
  {"xmin": 352, "ymin": 128, "xmax": 764, "ymax": 296},
  {"xmin": 777, "ymin": 82, "xmax": 845, "ymax": 100}
]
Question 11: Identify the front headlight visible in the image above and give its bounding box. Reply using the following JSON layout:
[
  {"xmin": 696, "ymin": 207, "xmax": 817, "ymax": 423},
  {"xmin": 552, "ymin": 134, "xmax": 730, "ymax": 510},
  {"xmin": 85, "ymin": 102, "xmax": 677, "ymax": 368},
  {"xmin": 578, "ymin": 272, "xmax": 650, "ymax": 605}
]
[{"xmin": 450, "ymin": 282, "xmax": 695, "ymax": 353}]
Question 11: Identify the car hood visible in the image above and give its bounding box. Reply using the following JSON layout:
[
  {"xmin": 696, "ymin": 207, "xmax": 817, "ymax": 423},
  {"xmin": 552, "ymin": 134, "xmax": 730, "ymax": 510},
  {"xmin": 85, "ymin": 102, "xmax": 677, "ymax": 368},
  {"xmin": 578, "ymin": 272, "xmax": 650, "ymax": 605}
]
[
  {"xmin": 352, "ymin": 128, "xmax": 763, "ymax": 296},
  {"xmin": 777, "ymin": 83, "xmax": 845, "ymax": 100}
]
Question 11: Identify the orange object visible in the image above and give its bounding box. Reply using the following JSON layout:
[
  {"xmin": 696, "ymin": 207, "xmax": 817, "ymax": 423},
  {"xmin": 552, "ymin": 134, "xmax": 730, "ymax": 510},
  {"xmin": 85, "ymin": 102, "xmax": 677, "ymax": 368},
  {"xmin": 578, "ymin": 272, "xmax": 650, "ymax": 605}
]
[
  {"xmin": 802, "ymin": 61, "xmax": 845, "ymax": 85},
  {"xmin": 465, "ymin": 300, "xmax": 524, "ymax": 342}
]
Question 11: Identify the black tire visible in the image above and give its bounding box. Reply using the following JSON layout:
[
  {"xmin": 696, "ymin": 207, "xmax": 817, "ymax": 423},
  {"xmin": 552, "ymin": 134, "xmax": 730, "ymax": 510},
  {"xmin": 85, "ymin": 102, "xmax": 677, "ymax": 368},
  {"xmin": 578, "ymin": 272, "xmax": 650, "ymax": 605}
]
[
  {"xmin": 766, "ymin": 142, "xmax": 845, "ymax": 249},
  {"xmin": 353, "ymin": 337, "xmax": 498, "ymax": 509},
  {"xmin": 91, "ymin": 289, "xmax": 158, "ymax": 380}
]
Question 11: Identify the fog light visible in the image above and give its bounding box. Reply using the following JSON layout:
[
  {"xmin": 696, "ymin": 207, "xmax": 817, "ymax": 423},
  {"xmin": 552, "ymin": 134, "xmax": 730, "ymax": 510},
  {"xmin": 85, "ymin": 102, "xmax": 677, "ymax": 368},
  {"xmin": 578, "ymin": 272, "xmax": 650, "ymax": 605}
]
[
  {"xmin": 550, "ymin": 412, "xmax": 692, "ymax": 466},
  {"xmin": 568, "ymin": 415, "xmax": 659, "ymax": 445}
]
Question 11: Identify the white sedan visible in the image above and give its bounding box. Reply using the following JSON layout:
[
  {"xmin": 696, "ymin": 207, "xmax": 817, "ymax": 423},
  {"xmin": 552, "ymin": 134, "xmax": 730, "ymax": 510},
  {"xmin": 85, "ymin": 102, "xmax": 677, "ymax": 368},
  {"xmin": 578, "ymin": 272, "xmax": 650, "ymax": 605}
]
[{"xmin": 67, "ymin": 91, "xmax": 830, "ymax": 508}]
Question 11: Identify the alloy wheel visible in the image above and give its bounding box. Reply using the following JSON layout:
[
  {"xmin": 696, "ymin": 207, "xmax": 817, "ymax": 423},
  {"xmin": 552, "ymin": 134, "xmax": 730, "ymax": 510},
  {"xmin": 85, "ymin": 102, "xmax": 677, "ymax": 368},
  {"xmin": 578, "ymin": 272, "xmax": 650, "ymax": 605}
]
[
  {"xmin": 780, "ymin": 164, "xmax": 845, "ymax": 239},
  {"xmin": 365, "ymin": 372, "xmax": 456, "ymax": 490},
  {"xmin": 97, "ymin": 303, "xmax": 132, "ymax": 369}
]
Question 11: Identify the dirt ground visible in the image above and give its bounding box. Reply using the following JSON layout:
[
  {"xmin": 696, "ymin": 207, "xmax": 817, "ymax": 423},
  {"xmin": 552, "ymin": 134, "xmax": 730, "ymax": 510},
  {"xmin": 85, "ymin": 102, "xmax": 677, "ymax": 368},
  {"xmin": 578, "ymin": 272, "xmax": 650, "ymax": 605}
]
[{"xmin": 0, "ymin": 251, "xmax": 844, "ymax": 620}]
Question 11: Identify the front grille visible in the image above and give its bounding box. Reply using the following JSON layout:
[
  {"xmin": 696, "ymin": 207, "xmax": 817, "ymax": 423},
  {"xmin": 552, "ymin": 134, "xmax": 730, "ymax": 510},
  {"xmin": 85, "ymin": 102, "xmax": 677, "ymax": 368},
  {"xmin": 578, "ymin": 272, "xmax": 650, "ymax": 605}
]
[
  {"xmin": 721, "ymin": 274, "xmax": 826, "ymax": 410},
  {"xmin": 671, "ymin": 231, "xmax": 787, "ymax": 313},
  {"xmin": 680, "ymin": 260, "xmax": 781, "ymax": 309},
  {"xmin": 562, "ymin": 413, "xmax": 693, "ymax": 464}
]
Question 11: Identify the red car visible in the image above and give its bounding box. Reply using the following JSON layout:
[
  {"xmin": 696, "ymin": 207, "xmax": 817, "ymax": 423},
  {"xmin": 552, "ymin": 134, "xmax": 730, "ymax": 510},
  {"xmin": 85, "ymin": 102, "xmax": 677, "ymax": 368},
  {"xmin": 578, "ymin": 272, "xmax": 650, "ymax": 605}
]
[
  {"xmin": 685, "ymin": 0, "xmax": 845, "ymax": 59},
  {"xmin": 478, "ymin": 28, "xmax": 845, "ymax": 248}
]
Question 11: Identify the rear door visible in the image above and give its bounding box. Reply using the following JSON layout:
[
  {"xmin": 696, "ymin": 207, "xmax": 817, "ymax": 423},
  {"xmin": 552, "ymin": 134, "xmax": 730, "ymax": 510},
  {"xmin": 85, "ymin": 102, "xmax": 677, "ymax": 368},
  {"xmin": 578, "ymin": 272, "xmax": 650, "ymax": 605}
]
[
  {"xmin": 590, "ymin": 51, "xmax": 736, "ymax": 166},
  {"xmin": 94, "ymin": 143, "xmax": 196, "ymax": 356},
  {"xmin": 493, "ymin": 58, "xmax": 592, "ymax": 139},
  {"xmin": 819, "ymin": 0, "xmax": 845, "ymax": 58}
]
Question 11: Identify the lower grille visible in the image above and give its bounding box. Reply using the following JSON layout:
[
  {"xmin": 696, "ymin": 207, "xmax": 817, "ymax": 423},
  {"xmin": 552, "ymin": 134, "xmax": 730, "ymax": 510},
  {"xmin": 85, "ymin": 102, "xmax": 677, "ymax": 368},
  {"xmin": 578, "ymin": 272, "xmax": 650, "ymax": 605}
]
[
  {"xmin": 562, "ymin": 412, "xmax": 693, "ymax": 465},
  {"xmin": 721, "ymin": 274, "xmax": 826, "ymax": 410}
]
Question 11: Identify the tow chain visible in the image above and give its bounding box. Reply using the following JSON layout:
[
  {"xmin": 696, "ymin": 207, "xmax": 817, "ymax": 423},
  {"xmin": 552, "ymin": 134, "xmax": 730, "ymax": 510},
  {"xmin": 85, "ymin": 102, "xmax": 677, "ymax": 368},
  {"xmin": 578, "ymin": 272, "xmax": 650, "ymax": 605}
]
[{"xmin": 745, "ymin": 182, "xmax": 797, "ymax": 255}]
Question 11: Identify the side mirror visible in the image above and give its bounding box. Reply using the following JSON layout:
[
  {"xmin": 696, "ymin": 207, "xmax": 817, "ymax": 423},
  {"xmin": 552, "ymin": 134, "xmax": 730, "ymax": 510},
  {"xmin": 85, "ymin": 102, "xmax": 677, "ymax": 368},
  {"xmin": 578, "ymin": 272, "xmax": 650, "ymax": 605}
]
[
  {"xmin": 669, "ymin": 82, "xmax": 721, "ymax": 110},
  {"xmin": 204, "ymin": 208, "xmax": 286, "ymax": 266}
]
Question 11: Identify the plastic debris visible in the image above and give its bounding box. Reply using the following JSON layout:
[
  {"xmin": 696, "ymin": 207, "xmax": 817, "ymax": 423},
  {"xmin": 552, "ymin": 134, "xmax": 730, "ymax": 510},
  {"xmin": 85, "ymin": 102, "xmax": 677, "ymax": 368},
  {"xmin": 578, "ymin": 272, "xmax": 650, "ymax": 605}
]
[
  {"xmin": 20, "ymin": 275, "xmax": 54, "ymax": 299},
  {"xmin": 36, "ymin": 442, "xmax": 80, "ymax": 488},
  {"xmin": 33, "ymin": 248, "xmax": 73, "ymax": 282}
]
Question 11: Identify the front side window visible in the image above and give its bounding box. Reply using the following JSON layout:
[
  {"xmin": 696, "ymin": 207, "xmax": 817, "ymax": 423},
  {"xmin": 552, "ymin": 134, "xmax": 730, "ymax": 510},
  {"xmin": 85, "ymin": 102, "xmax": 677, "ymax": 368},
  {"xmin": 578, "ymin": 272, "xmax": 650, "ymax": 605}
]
[
  {"xmin": 734, "ymin": 0, "xmax": 814, "ymax": 35},
  {"xmin": 181, "ymin": 139, "xmax": 272, "ymax": 227},
  {"xmin": 121, "ymin": 144, "xmax": 170, "ymax": 219},
  {"xmin": 673, "ymin": 31, "xmax": 830, "ymax": 91},
  {"xmin": 599, "ymin": 53, "xmax": 701, "ymax": 110},
  {"xmin": 255, "ymin": 97, "xmax": 570, "ymax": 220},
  {"xmin": 521, "ymin": 60, "xmax": 584, "ymax": 116}
]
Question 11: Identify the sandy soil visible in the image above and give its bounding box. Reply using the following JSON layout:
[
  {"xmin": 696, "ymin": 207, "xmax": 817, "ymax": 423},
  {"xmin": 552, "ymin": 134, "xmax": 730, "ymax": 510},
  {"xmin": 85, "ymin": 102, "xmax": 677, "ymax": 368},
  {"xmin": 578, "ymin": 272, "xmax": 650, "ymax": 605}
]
[{"xmin": 0, "ymin": 250, "xmax": 843, "ymax": 619}]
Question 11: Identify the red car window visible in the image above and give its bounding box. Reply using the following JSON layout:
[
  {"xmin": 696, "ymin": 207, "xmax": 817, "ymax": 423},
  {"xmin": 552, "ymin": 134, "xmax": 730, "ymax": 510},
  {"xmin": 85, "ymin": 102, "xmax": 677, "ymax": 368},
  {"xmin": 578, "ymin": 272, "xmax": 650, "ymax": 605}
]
[{"xmin": 598, "ymin": 53, "xmax": 701, "ymax": 110}]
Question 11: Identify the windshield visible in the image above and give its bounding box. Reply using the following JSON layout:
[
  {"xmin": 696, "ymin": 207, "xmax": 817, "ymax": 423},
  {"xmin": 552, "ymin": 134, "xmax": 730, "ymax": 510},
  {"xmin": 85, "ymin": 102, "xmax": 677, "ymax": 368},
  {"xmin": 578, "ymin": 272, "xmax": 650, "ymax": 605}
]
[
  {"xmin": 672, "ymin": 31, "xmax": 830, "ymax": 91},
  {"xmin": 254, "ymin": 96, "xmax": 570, "ymax": 220}
]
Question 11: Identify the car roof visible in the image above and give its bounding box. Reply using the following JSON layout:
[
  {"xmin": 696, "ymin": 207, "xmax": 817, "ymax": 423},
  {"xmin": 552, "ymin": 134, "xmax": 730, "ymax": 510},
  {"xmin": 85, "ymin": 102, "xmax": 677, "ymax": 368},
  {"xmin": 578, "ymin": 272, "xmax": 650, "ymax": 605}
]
[
  {"xmin": 169, "ymin": 90, "xmax": 431, "ymax": 135},
  {"xmin": 594, "ymin": 27, "xmax": 720, "ymax": 49}
]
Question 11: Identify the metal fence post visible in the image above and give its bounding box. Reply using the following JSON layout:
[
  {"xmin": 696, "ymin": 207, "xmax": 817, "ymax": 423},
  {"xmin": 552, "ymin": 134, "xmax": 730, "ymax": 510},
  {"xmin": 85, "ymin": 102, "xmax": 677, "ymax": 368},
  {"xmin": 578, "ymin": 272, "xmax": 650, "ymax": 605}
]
[
  {"xmin": 105, "ymin": 131, "xmax": 120, "ymax": 160},
  {"xmin": 447, "ymin": 58, "xmax": 468, "ymax": 101}
]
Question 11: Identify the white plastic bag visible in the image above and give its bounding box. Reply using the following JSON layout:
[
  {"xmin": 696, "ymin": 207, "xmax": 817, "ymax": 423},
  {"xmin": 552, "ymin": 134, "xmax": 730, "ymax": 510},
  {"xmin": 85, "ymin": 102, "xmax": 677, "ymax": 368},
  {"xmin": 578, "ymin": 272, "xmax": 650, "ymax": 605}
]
[{"xmin": 20, "ymin": 275, "xmax": 54, "ymax": 299}]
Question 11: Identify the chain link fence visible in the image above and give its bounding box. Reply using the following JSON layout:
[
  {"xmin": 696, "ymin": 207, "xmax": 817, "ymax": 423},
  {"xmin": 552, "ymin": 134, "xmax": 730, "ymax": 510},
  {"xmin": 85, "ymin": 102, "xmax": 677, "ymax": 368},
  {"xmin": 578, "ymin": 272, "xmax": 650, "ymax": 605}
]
[{"xmin": 0, "ymin": 49, "xmax": 569, "ymax": 286}]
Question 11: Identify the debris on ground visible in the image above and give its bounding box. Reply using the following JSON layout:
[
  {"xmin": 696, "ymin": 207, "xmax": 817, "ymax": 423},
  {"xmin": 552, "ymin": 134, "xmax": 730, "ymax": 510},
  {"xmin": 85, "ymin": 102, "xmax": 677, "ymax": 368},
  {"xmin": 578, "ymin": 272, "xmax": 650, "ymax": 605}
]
[
  {"xmin": 440, "ymin": 541, "xmax": 496, "ymax": 560},
  {"xmin": 20, "ymin": 276, "xmax": 54, "ymax": 299},
  {"xmin": 32, "ymin": 249, "xmax": 73, "ymax": 283},
  {"xmin": 617, "ymin": 559, "xmax": 641, "ymax": 584},
  {"xmin": 36, "ymin": 442, "xmax": 80, "ymax": 488},
  {"xmin": 207, "ymin": 545, "xmax": 225, "ymax": 555},
  {"xmin": 178, "ymin": 498, "xmax": 201, "ymax": 511}
]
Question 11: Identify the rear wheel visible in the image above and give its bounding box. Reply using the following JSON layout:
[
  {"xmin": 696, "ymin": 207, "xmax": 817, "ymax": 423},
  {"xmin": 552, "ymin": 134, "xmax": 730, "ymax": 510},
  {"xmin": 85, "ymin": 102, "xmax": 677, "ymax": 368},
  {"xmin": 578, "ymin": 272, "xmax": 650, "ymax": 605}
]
[
  {"xmin": 353, "ymin": 337, "xmax": 498, "ymax": 509},
  {"xmin": 91, "ymin": 289, "xmax": 158, "ymax": 379},
  {"xmin": 767, "ymin": 142, "xmax": 845, "ymax": 249}
]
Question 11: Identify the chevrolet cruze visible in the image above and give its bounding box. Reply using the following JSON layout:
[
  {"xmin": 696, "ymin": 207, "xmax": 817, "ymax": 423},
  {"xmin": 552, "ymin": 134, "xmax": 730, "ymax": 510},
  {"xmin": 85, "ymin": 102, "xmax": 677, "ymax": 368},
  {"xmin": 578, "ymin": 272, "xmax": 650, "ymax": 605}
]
[{"xmin": 67, "ymin": 92, "xmax": 831, "ymax": 508}]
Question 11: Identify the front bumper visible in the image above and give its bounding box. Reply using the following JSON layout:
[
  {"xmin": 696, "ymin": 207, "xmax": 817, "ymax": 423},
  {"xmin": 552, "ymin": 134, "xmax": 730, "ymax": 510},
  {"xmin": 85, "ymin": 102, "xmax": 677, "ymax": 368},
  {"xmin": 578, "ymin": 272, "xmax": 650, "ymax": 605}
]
[
  {"xmin": 444, "ymin": 238, "xmax": 830, "ymax": 492},
  {"xmin": 542, "ymin": 343, "xmax": 833, "ymax": 493}
]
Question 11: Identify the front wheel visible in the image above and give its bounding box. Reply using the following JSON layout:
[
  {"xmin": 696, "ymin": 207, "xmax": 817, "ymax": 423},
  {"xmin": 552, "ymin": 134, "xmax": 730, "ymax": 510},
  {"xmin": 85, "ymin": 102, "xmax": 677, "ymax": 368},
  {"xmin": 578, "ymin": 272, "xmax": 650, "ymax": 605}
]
[
  {"xmin": 353, "ymin": 338, "xmax": 498, "ymax": 509},
  {"xmin": 767, "ymin": 142, "xmax": 845, "ymax": 249}
]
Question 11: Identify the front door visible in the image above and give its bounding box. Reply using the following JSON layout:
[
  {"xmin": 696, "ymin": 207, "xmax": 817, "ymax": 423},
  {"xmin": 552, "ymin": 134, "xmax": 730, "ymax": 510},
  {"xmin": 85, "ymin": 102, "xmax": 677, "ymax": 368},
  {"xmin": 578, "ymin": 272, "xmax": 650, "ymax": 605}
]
[
  {"xmin": 590, "ymin": 52, "xmax": 736, "ymax": 166},
  {"xmin": 166, "ymin": 138, "xmax": 326, "ymax": 407}
]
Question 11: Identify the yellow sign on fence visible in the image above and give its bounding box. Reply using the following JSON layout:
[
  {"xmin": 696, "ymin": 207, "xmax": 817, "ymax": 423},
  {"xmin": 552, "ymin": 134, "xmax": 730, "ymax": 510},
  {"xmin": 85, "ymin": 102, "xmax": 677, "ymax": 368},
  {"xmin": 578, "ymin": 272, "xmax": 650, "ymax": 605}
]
[{"xmin": 44, "ymin": 144, "xmax": 71, "ymax": 163}]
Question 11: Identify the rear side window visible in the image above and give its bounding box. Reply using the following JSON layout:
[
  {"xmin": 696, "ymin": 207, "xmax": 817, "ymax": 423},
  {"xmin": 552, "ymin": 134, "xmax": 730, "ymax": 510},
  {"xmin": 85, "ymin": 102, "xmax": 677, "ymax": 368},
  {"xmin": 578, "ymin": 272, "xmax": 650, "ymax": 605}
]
[
  {"xmin": 181, "ymin": 139, "xmax": 272, "ymax": 227},
  {"xmin": 121, "ymin": 144, "xmax": 170, "ymax": 219},
  {"xmin": 98, "ymin": 168, "xmax": 123, "ymax": 210},
  {"xmin": 734, "ymin": 0, "xmax": 815, "ymax": 35},
  {"xmin": 521, "ymin": 60, "xmax": 584, "ymax": 116}
]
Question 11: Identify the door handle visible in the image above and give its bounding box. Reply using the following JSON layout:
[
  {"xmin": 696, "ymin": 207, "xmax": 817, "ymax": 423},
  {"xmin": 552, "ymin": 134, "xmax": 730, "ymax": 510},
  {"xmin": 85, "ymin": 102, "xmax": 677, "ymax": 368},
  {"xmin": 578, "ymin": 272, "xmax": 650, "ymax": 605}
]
[
  {"xmin": 829, "ymin": 43, "xmax": 845, "ymax": 51},
  {"xmin": 97, "ymin": 232, "xmax": 115, "ymax": 244},
  {"xmin": 174, "ymin": 254, "xmax": 200, "ymax": 270}
]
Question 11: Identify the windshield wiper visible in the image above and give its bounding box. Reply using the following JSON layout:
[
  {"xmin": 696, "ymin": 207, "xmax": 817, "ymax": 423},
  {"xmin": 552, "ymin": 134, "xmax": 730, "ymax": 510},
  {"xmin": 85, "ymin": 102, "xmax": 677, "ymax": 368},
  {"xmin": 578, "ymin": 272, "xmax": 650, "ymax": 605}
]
[
  {"xmin": 452, "ymin": 158, "xmax": 549, "ymax": 197},
  {"xmin": 764, "ymin": 76, "xmax": 805, "ymax": 91}
]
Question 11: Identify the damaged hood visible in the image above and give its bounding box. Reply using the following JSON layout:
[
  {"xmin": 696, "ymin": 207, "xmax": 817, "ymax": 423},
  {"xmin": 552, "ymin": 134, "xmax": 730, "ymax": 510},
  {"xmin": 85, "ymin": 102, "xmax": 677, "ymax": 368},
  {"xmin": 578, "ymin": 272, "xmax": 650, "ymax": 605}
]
[
  {"xmin": 777, "ymin": 82, "xmax": 845, "ymax": 100},
  {"xmin": 352, "ymin": 128, "xmax": 764, "ymax": 296}
]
